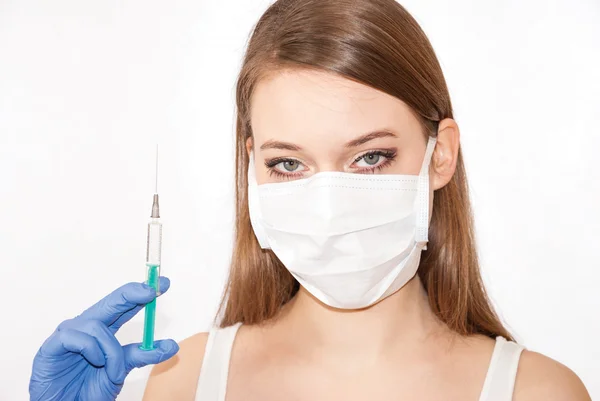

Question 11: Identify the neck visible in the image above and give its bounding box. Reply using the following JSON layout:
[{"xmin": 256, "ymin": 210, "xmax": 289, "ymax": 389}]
[{"xmin": 276, "ymin": 275, "xmax": 448, "ymax": 361}]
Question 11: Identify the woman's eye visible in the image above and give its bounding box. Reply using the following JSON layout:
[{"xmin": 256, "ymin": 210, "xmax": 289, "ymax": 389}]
[
  {"xmin": 360, "ymin": 154, "xmax": 380, "ymax": 166},
  {"xmin": 266, "ymin": 158, "xmax": 307, "ymax": 177},
  {"xmin": 281, "ymin": 160, "xmax": 300, "ymax": 172},
  {"xmin": 352, "ymin": 150, "xmax": 397, "ymax": 172},
  {"xmin": 355, "ymin": 153, "xmax": 384, "ymax": 167}
]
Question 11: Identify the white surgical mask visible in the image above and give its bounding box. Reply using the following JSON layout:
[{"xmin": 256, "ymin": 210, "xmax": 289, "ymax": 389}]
[{"xmin": 247, "ymin": 136, "xmax": 437, "ymax": 309}]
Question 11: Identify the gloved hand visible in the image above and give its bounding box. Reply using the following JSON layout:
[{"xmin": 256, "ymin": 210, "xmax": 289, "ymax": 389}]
[{"xmin": 29, "ymin": 277, "xmax": 179, "ymax": 401}]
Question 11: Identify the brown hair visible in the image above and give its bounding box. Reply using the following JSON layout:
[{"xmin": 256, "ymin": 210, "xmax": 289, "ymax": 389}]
[{"xmin": 217, "ymin": 0, "xmax": 513, "ymax": 341}]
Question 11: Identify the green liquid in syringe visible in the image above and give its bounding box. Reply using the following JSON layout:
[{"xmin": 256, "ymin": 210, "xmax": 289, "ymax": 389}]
[{"xmin": 140, "ymin": 264, "xmax": 159, "ymax": 350}]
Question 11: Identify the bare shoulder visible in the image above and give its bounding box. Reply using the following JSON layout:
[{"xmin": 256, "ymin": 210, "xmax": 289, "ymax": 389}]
[
  {"xmin": 514, "ymin": 349, "xmax": 591, "ymax": 401},
  {"xmin": 142, "ymin": 331, "xmax": 210, "ymax": 401}
]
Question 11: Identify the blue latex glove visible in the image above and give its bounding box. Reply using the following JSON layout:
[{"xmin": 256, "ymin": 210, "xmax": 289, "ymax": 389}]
[{"xmin": 29, "ymin": 276, "xmax": 179, "ymax": 401}]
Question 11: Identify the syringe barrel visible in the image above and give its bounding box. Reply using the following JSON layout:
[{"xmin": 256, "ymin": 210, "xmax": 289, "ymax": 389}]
[
  {"xmin": 146, "ymin": 218, "xmax": 162, "ymax": 295},
  {"xmin": 146, "ymin": 218, "xmax": 162, "ymax": 264}
]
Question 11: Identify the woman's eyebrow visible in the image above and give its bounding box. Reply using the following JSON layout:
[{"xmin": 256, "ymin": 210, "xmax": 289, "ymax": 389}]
[
  {"xmin": 260, "ymin": 140, "xmax": 302, "ymax": 151},
  {"xmin": 259, "ymin": 129, "xmax": 397, "ymax": 151},
  {"xmin": 345, "ymin": 130, "xmax": 397, "ymax": 148}
]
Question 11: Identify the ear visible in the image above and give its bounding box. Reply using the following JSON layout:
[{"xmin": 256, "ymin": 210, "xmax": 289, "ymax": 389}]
[
  {"xmin": 245, "ymin": 136, "xmax": 253, "ymax": 158},
  {"xmin": 431, "ymin": 118, "xmax": 460, "ymax": 191}
]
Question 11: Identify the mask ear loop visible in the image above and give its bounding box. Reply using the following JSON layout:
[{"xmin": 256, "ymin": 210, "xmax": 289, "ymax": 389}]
[
  {"xmin": 247, "ymin": 151, "xmax": 272, "ymax": 249},
  {"xmin": 415, "ymin": 136, "xmax": 438, "ymax": 249}
]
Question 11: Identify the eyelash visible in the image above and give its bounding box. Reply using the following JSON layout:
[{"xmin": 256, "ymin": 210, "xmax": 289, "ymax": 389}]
[{"xmin": 264, "ymin": 149, "xmax": 397, "ymax": 180}]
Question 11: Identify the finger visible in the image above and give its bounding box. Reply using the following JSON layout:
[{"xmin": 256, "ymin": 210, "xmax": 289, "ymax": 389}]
[
  {"xmin": 77, "ymin": 277, "xmax": 171, "ymax": 327},
  {"xmin": 75, "ymin": 319, "xmax": 126, "ymax": 384},
  {"xmin": 41, "ymin": 328, "xmax": 105, "ymax": 367},
  {"xmin": 109, "ymin": 276, "xmax": 171, "ymax": 332},
  {"xmin": 123, "ymin": 339, "xmax": 179, "ymax": 375}
]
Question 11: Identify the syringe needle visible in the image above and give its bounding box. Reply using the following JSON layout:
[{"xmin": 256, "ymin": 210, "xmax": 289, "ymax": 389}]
[{"xmin": 151, "ymin": 144, "xmax": 160, "ymax": 219}]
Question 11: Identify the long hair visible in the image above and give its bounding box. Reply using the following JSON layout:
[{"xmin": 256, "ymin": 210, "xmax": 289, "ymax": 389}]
[{"xmin": 216, "ymin": 0, "xmax": 513, "ymax": 341}]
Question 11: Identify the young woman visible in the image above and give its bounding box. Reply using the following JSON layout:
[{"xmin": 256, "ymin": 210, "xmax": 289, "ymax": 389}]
[
  {"xmin": 142, "ymin": 0, "xmax": 590, "ymax": 400},
  {"xmin": 28, "ymin": 0, "xmax": 591, "ymax": 400}
]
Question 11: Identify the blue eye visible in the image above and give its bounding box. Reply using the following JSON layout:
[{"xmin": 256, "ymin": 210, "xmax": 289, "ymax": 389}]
[
  {"xmin": 281, "ymin": 160, "xmax": 300, "ymax": 171},
  {"xmin": 353, "ymin": 150, "xmax": 396, "ymax": 170},
  {"xmin": 361, "ymin": 153, "xmax": 380, "ymax": 165},
  {"xmin": 265, "ymin": 157, "xmax": 306, "ymax": 179}
]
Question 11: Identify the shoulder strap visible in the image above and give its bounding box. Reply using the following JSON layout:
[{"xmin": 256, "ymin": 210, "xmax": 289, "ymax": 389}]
[
  {"xmin": 195, "ymin": 322, "xmax": 242, "ymax": 401},
  {"xmin": 479, "ymin": 336, "xmax": 525, "ymax": 401}
]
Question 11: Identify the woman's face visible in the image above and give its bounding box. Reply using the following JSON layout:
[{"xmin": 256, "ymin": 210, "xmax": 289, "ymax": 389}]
[{"xmin": 248, "ymin": 69, "xmax": 458, "ymax": 191}]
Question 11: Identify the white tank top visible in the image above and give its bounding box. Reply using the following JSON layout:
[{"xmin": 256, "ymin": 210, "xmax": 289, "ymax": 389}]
[{"xmin": 195, "ymin": 322, "xmax": 524, "ymax": 401}]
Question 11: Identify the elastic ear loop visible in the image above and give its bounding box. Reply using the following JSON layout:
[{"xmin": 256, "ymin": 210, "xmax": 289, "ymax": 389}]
[
  {"xmin": 247, "ymin": 151, "xmax": 271, "ymax": 249},
  {"xmin": 415, "ymin": 136, "xmax": 437, "ymax": 249}
]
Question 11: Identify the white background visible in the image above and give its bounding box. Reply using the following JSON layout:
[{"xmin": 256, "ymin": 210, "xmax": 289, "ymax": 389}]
[{"xmin": 1, "ymin": 0, "xmax": 599, "ymax": 399}]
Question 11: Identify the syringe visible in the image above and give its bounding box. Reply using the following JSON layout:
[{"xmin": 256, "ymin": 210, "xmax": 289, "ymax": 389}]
[{"xmin": 140, "ymin": 145, "xmax": 162, "ymax": 351}]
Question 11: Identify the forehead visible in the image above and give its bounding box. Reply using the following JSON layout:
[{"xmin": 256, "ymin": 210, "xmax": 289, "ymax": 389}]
[{"xmin": 249, "ymin": 69, "xmax": 419, "ymax": 144}]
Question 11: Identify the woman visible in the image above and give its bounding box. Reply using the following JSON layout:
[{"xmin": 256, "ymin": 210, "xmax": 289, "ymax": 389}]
[{"xmin": 30, "ymin": 0, "xmax": 591, "ymax": 400}]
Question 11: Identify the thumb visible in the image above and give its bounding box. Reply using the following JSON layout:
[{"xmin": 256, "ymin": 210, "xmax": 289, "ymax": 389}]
[{"xmin": 123, "ymin": 339, "xmax": 179, "ymax": 374}]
